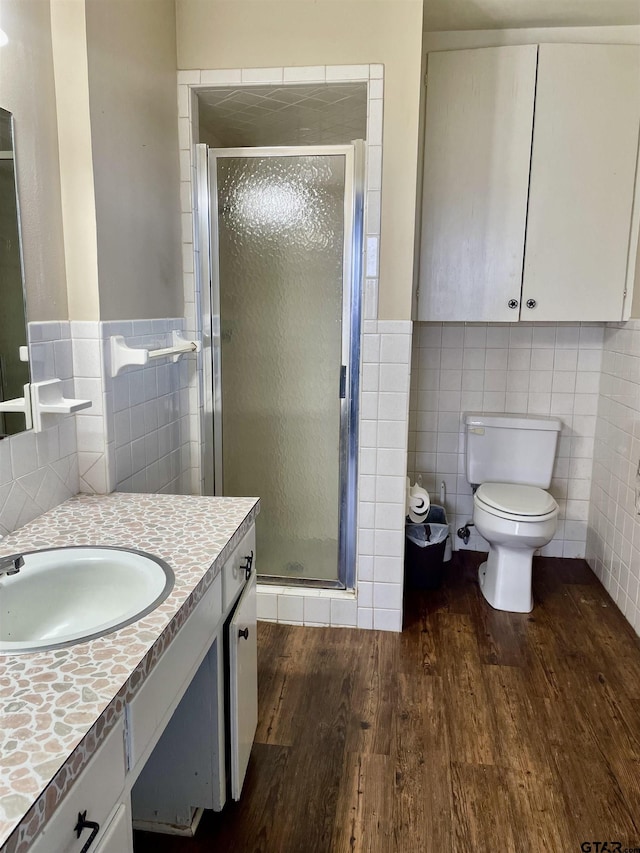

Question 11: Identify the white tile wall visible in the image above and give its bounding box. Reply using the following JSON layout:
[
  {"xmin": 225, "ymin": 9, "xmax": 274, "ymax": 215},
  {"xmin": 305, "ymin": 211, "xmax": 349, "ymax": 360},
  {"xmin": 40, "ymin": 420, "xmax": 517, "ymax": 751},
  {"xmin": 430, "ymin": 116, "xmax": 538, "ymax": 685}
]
[
  {"xmin": 0, "ymin": 322, "xmax": 79, "ymax": 537},
  {"xmin": 587, "ymin": 320, "xmax": 640, "ymax": 637},
  {"xmin": 179, "ymin": 65, "xmax": 408, "ymax": 631},
  {"xmin": 71, "ymin": 319, "xmax": 192, "ymax": 496},
  {"xmin": 408, "ymin": 322, "xmax": 605, "ymax": 559}
]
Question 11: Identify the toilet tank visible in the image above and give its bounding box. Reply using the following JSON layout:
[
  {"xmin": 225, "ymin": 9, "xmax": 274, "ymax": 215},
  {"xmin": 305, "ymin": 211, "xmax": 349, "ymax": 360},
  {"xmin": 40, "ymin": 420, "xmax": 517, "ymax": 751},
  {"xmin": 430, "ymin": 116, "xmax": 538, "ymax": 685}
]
[{"xmin": 464, "ymin": 413, "xmax": 561, "ymax": 488}]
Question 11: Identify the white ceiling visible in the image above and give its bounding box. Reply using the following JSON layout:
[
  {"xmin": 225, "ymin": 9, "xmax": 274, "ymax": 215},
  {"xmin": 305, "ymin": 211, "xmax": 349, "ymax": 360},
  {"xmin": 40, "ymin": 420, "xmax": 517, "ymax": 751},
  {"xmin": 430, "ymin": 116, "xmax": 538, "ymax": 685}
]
[
  {"xmin": 423, "ymin": 0, "xmax": 640, "ymax": 31},
  {"xmin": 198, "ymin": 84, "xmax": 367, "ymax": 148}
]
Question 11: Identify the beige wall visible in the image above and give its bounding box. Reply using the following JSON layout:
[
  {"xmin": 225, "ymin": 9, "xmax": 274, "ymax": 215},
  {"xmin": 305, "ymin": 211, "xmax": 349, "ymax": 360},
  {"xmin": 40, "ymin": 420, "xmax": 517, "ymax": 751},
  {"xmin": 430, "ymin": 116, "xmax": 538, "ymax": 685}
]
[
  {"xmin": 50, "ymin": 0, "xmax": 183, "ymax": 322},
  {"xmin": 85, "ymin": 0, "xmax": 183, "ymax": 320},
  {"xmin": 51, "ymin": 0, "xmax": 100, "ymax": 321},
  {"xmin": 176, "ymin": 0, "xmax": 424, "ymax": 320},
  {"xmin": 0, "ymin": 0, "xmax": 68, "ymax": 321}
]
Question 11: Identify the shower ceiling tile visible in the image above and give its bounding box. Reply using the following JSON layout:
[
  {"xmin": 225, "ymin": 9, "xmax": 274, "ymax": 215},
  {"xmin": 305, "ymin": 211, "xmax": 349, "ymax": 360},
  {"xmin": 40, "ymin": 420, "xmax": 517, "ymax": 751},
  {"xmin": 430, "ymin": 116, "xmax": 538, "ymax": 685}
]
[
  {"xmin": 198, "ymin": 82, "xmax": 368, "ymax": 148},
  {"xmin": 268, "ymin": 89, "xmax": 313, "ymax": 104}
]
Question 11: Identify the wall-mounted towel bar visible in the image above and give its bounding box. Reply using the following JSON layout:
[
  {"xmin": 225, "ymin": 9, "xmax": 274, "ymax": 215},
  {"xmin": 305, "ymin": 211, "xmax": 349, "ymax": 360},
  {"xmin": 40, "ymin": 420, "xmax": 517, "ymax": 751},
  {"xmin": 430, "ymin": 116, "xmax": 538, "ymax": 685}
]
[{"xmin": 110, "ymin": 331, "xmax": 201, "ymax": 377}]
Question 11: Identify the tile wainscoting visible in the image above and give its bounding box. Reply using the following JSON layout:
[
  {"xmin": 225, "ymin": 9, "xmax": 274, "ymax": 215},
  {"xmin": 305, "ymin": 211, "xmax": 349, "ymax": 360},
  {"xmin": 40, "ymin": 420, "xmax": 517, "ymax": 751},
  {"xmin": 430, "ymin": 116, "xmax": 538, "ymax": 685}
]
[
  {"xmin": 587, "ymin": 320, "xmax": 640, "ymax": 636},
  {"xmin": 0, "ymin": 321, "xmax": 78, "ymax": 536},
  {"xmin": 71, "ymin": 319, "xmax": 192, "ymax": 495},
  {"xmin": 408, "ymin": 322, "xmax": 605, "ymax": 559}
]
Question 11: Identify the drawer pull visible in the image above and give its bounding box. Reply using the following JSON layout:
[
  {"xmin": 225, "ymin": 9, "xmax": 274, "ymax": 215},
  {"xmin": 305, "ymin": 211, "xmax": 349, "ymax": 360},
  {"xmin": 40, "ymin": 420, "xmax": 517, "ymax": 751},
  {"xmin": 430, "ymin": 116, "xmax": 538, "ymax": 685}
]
[
  {"xmin": 238, "ymin": 627, "xmax": 249, "ymax": 640},
  {"xmin": 74, "ymin": 811, "xmax": 100, "ymax": 852},
  {"xmin": 240, "ymin": 550, "xmax": 254, "ymax": 580}
]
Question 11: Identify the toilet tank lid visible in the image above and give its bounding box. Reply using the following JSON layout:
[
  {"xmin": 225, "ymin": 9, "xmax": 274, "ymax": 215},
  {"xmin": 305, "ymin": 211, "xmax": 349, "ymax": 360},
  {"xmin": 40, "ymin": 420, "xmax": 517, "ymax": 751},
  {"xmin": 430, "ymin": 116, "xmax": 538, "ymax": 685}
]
[{"xmin": 464, "ymin": 412, "xmax": 562, "ymax": 432}]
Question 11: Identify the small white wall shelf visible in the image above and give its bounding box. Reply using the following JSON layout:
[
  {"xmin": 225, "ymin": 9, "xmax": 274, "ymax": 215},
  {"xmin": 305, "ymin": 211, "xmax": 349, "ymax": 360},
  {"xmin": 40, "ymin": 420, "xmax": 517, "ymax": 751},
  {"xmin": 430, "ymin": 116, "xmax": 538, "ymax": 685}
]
[
  {"xmin": 0, "ymin": 383, "xmax": 33, "ymax": 430},
  {"xmin": 0, "ymin": 381, "xmax": 92, "ymax": 433},
  {"xmin": 31, "ymin": 380, "xmax": 92, "ymax": 432},
  {"xmin": 110, "ymin": 331, "xmax": 201, "ymax": 377}
]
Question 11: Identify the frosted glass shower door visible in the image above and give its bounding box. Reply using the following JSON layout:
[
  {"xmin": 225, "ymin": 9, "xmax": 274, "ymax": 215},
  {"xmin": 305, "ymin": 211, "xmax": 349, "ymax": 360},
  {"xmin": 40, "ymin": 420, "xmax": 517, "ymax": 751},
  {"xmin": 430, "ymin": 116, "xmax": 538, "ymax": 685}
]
[{"xmin": 210, "ymin": 150, "xmax": 354, "ymax": 583}]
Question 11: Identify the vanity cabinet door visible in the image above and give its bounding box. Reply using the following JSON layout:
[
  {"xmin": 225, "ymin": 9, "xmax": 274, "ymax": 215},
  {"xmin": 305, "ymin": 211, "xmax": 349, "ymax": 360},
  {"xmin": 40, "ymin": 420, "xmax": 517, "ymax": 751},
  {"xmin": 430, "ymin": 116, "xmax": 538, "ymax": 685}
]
[
  {"xmin": 223, "ymin": 525, "xmax": 256, "ymax": 611},
  {"xmin": 417, "ymin": 45, "xmax": 537, "ymax": 322},
  {"xmin": 28, "ymin": 720, "xmax": 128, "ymax": 853},
  {"xmin": 229, "ymin": 571, "xmax": 258, "ymax": 800},
  {"xmin": 522, "ymin": 44, "xmax": 640, "ymax": 321},
  {"xmin": 94, "ymin": 803, "xmax": 133, "ymax": 853}
]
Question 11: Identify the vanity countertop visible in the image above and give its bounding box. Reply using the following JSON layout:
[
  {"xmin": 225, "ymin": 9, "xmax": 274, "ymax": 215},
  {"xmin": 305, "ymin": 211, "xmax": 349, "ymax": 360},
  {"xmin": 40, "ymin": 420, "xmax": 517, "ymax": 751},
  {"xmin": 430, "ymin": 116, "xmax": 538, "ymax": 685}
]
[{"xmin": 0, "ymin": 492, "xmax": 259, "ymax": 853}]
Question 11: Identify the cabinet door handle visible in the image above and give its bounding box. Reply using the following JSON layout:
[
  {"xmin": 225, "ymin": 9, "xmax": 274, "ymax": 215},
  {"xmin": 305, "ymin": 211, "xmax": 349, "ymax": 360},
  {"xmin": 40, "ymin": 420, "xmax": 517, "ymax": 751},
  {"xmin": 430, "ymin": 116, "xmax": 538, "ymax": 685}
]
[
  {"xmin": 238, "ymin": 627, "xmax": 249, "ymax": 640},
  {"xmin": 508, "ymin": 299, "xmax": 519, "ymax": 309},
  {"xmin": 526, "ymin": 299, "xmax": 537, "ymax": 309},
  {"xmin": 74, "ymin": 811, "xmax": 100, "ymax": 852},
  {"xmin": 240, "ymin": 550, "xmax": 254, "ymax": 580}
]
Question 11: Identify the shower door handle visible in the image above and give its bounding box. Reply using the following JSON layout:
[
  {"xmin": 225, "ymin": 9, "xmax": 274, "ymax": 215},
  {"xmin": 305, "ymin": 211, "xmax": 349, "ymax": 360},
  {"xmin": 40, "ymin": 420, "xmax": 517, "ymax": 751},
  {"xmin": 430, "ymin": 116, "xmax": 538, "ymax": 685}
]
[{"xmin": 339, "ymin": 365, "xmax": 347, "ymax": 399}]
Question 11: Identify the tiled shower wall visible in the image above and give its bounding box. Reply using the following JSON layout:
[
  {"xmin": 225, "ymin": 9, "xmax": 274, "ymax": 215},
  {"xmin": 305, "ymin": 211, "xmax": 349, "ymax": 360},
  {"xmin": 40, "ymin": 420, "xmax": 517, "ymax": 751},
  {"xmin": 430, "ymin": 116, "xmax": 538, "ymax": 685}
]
[
  {"xmin": 587, "ymin": 320, "xmax": 640, "ymax": 636},
  {"xmin": 408, "ymin": 322, "xmax": 605, "ymax": 558},
  {"xmin": 0, "ymin": 322, "xmax": 78, "ymax": 536},
  {"xmin": 71, "ymin": 319, "xmax": 192, "ymax": 495}
]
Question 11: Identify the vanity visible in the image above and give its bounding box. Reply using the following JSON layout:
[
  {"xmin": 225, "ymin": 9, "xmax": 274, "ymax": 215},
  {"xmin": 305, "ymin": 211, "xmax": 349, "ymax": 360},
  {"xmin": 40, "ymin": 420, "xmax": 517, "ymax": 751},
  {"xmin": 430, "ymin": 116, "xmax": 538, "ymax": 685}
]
[{"xmin": 0, "ymin": 492, "xmax": 260, "ymax": 853}]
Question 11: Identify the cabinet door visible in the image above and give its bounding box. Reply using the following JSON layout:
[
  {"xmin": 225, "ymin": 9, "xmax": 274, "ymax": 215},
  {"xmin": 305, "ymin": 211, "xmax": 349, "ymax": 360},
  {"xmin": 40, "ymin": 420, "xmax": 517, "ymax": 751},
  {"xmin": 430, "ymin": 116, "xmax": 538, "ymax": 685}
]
[
  {"xmin": 418, "ymin": 45, "xmax": 537, "ymax": 322},
  {"xmin": 229, "ymin": 571, "xmax": 258, "ymax": 800},
  {"xmin": 95, "ymin": 803, "xmax": 133, "ymax": 853},
  {"xmin": 522, "ymin": 44, "xmax": 640, "ymax": 321},
  {"xmin": 29, "ymin": 721, "xmax": 127, "ymax": 853}
]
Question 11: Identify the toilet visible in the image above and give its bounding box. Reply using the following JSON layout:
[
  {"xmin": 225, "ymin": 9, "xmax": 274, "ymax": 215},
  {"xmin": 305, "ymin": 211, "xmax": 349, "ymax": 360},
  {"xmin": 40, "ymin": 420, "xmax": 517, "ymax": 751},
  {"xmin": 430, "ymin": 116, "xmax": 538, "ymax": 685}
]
[{"xmin": 464, "ymin": 413, "xmax": 562, "ymax": 613}]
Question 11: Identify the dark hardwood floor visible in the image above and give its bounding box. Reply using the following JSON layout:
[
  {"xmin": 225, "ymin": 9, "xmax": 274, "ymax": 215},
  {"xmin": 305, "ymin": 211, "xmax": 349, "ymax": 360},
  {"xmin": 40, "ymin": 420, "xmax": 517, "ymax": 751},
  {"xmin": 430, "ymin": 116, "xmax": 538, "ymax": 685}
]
[{"xmin": 134, "ymin": 553, "xmax": 640, "ymax": 852}]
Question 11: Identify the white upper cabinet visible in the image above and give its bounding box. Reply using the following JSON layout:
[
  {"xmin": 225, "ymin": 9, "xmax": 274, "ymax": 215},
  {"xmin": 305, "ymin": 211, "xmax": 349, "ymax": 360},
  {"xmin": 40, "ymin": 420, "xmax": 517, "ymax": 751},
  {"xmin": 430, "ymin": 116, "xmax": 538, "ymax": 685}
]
[
  {"xmin": 417, "ymin": 43, "xmax": 640, "ymax": 323},
  {"xmin": 522, "ymin": 44, "xmax": 640, "ymax": 321},
  {"xmin": 418, "ymin": 46, "xmax": 537, "ymax": 322}
]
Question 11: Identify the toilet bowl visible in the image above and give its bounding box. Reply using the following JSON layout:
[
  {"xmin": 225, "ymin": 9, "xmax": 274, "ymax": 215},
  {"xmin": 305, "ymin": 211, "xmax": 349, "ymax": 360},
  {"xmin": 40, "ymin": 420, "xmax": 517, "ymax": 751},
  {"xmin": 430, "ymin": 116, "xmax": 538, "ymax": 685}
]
[
  {"xmin": 473, "ymin": 483, "xmax": 559, "ymax": 612},
  {"xmin": 464, "ymin": 413, "xmax": 562, "ymax": 614}
]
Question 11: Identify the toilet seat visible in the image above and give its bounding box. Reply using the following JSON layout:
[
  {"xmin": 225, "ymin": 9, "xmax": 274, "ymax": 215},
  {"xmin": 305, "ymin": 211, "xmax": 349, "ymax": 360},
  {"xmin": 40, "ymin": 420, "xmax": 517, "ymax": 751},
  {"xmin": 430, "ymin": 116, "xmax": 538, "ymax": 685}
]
[{"xmin": 474, "ymin": 482, "xmax": 558, "ymax": 523}]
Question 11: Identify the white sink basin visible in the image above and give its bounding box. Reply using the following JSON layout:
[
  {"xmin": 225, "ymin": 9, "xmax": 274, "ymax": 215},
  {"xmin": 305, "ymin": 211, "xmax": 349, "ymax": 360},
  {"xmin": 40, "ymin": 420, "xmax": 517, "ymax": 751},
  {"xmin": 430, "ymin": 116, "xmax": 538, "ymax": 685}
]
[{"xmin": 0, "ymin": 547, "xmax": 174, "ymax": 654}]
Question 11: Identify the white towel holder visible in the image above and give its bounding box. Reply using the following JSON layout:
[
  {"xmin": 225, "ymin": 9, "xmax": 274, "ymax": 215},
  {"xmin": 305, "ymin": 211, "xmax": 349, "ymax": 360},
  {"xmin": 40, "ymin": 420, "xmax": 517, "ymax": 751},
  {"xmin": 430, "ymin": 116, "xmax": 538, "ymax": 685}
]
[{"xmin": 110, "ymin": 331, "xmax": 201, "ymax": 377}]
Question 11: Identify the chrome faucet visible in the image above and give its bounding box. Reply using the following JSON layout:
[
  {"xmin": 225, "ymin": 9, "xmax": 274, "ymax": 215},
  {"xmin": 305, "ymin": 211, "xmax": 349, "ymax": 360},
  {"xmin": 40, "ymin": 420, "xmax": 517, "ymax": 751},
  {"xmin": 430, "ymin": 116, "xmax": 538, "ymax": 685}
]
[{"xmin": 0, "ymin": 554, "xmax": 24, "ymax": 577}]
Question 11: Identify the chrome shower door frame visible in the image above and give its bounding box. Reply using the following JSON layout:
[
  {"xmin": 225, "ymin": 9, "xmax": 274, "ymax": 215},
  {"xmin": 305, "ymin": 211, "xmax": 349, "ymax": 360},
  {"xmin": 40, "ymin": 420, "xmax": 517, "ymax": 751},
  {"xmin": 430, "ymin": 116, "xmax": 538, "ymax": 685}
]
[{"xmin": 197, "ymin": 143, "xmax": 364, "ymax": 590}]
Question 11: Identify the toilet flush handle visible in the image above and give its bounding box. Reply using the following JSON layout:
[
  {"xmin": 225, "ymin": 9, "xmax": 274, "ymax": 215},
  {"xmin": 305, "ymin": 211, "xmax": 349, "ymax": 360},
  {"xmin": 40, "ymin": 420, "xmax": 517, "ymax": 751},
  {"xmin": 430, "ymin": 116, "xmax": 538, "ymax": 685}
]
[{"xmin": 457, "ymin": 522, "xmax": 474, "ymax": 545}]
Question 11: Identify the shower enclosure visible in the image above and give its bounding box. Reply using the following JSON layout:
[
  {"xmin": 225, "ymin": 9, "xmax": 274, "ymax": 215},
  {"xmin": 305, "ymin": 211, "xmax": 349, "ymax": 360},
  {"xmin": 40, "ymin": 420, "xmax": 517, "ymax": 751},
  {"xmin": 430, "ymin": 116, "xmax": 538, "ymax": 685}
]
[{"xmin": 197, "ymin": 144, "xmax": 363, "ymax": 588}]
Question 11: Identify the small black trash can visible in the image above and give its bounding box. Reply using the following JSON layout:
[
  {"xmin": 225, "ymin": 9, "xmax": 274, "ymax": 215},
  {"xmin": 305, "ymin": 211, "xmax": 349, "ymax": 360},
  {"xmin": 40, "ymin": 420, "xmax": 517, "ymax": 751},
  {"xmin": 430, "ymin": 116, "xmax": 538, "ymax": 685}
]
[{"xmin": 404, "ymin": 504, "xmax": 450, "ymax": 590}]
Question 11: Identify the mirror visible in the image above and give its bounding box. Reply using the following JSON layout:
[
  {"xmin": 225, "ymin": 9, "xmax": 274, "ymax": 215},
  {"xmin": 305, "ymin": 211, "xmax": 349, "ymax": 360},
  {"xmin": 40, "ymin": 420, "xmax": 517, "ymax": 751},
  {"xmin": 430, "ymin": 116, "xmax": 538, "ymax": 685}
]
[{"xmin": 0, "ymin": 106, "xmax": 30, "ymax": 437}]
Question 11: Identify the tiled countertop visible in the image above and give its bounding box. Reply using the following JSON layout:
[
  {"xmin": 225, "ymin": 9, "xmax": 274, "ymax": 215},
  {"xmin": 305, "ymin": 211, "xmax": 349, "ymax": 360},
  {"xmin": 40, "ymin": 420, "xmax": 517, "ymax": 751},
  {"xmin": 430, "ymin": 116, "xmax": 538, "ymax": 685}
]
[{"xmin": 0, "ymin": 492, "xmax": 259, "ymax": 853}]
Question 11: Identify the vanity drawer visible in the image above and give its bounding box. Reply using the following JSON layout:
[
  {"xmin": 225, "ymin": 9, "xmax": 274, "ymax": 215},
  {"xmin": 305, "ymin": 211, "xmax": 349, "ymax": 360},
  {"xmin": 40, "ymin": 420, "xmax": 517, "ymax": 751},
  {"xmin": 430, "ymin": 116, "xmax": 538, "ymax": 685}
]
[
  {"xmin": 127, "ymin": 572, "xmax": 222, "ymax": 774},
  {"xmin": 223, "ymin": 525, "xmax": 256, "ymax": 612},
  {"xmin": 30, "ymin": 719, "xmax": 127, "ymax": 853}
]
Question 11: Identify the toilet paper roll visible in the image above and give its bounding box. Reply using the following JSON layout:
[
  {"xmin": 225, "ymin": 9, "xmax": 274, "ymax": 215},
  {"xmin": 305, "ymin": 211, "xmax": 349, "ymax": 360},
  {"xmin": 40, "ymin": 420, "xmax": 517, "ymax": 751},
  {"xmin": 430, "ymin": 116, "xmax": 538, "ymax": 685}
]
[{"xmin": 408, "ymin": 483, "xmax": 430, "ymax": 523}]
